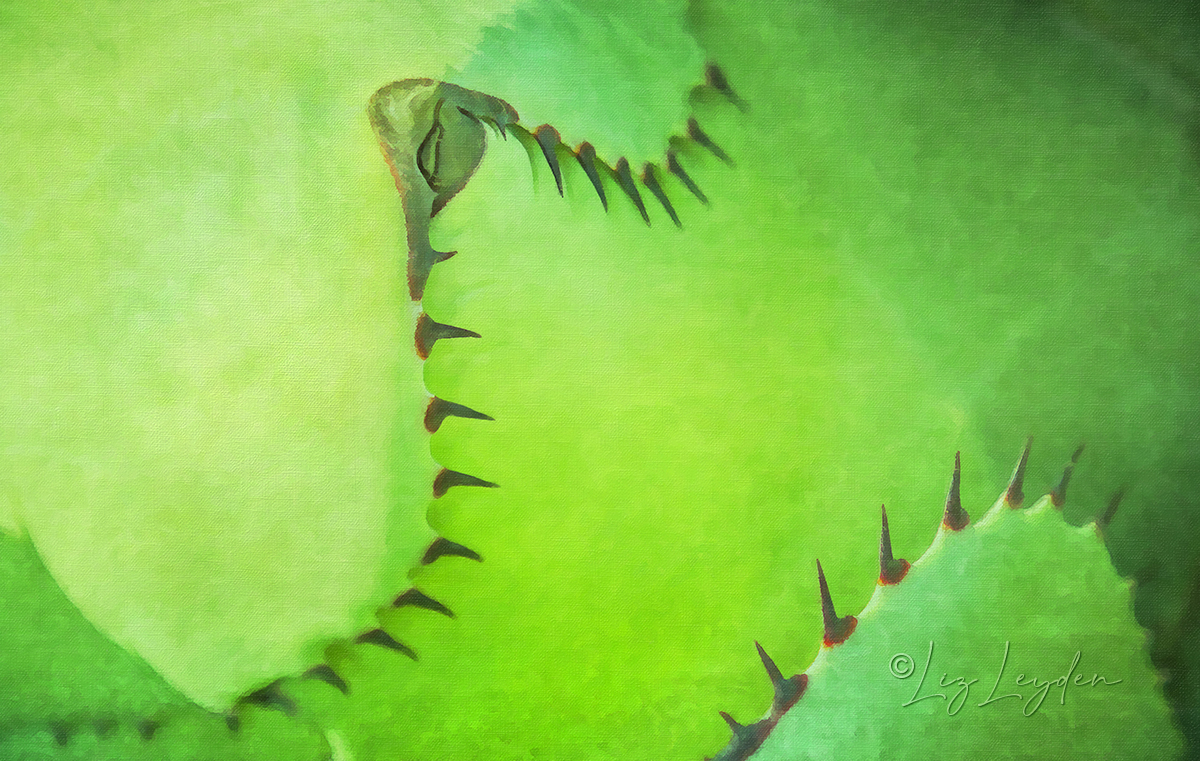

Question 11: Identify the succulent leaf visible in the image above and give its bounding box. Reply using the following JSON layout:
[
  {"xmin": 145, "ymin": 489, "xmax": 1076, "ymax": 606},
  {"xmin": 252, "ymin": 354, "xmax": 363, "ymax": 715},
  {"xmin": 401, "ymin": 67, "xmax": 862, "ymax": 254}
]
[
  {"xmin": 448, "ymin": 0, "xmax": 705, "ymax": 164},
  {"xmin": 1, "ymin": 0, "xmax": 1198, "ymax": 758},
  {"xmin": 0, "ymin": 0, "xmax": 523, "ymax": 711},
  {"xmin": 0, "ymin": 530, "xmax": 329, "ymax": 760},
  {"xmin": 713, "ymin": 460, "xmax": 1180, "ymax": 760},
  {"xmin": 294, "ymin": 59, "xmax": 983, "ymax": 759}
]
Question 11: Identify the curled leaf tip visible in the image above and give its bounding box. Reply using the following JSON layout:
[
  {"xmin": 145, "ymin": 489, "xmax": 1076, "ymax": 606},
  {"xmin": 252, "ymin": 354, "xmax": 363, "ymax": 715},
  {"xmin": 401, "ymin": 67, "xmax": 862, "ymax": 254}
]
[{"xmin": 369, "ymin": 80, "xmax": 516, "ymax": 300}]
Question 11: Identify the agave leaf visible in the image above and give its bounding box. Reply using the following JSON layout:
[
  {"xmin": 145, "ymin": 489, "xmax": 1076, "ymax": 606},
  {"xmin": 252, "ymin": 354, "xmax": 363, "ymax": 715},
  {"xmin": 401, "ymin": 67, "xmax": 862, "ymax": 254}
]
[
  {"xmin": 447, "ymin": 0, "xmax": 705, "ymax": 164},
  {"xmin": 0, "ymin": 0, "xmax": 521, "ymax": 710},
  {"xmin": 0, "ymin": 530, "xmax": 329, "ymax": 759},
  {"xmin": 729, "ymin": 471, "xmax": 1179, "ymax": 760},
  {"xmin": 0, "ymin": 0, "xmax": 1198, "ymax": 758},
  {"xmin": 308, "ymin": 0, "xmax": 1199, "ymax": 758},
  {"xmin": 303, "ymin": 50, "xmax": 980, "ymax": 761}
]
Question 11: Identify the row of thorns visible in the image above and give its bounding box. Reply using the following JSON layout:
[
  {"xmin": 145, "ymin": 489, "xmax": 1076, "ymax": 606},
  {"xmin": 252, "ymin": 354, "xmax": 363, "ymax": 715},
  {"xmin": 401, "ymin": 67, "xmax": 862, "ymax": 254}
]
[
  {"xmin": 708, "ymin": 440, "xmax": 1115, "ymax": 761},
  {"xmin": 22, "ymin": 63, "xmax": 1123, "ymax": 759},
  {"xmin": 27, "ymin": 436, "xmax": 1109, "ymax": 757},
  {"xmin": 17, "ymin": 61, "xmax": 749, "ymax": 752},
  {"xmin": 517, "ymin": 63, "xmax": 744, "ymax": 228}
]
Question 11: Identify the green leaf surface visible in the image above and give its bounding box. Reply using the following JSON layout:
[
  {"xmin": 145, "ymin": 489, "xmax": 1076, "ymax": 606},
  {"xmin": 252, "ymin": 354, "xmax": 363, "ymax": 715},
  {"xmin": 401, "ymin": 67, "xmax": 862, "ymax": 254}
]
[
  {"xmin": 1, "ymin": 0, "xmax": 1198, "ymax": 758},
  {"xmin": 0, "ymin": 0, "xmax": 519, "ymax": 710},
  {"xmin": 449, "ymin": 0, "xmax": 704, "ymax": 164},
  {"xmin": 747, "ymin": 489, "xmax": 1179, "ymax": 760},
  {"xmin": 310, "ymin": 1, "xmax": 1199, "ymax": 758},
  {"xmin": 0, "ymin": 530, "xmax": 329, "ymax": 759}
]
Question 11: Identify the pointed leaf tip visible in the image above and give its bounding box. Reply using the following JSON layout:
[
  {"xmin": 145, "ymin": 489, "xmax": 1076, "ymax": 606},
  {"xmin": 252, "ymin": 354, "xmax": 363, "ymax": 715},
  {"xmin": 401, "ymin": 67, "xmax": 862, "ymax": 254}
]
[
  {"xmin": 394, "ymin": 587, "xmax": 456, "ymax": 618},
  {"xmin": 613, "ymin": 157, "xmax": 651, "ymax": 224},
  {"xmin": 642, "ymin": 162, "xmax": 682, "ymax": 228},
  {"xmin": 879, "ymin": 504, "xmax": 911, "ymax": 585},
  {"xmin": 414, "ymin": 312, "xmax": 481, "ymax": 359},
  {"xmin": 942, "ymin": 451, "xmax": 969, "ymax": 531},
  {"xmin": 1099, "ymin": 487, "xmax": 1126, "ymax": 531},
  {"xmin": 756, "ymin": 642, "xmax": 808, "ymax": 714},
  {"xmin": 424, "ymin": 397, "xmax": 494, "ymax": 433},
  {"xmin": 532, "ymin": 124, "xmax": 564, "ymax": 196},
  {"xmin": 718, "ymin": 712, "xmax": 773, "ymax": 752},
  {"xmin": 1051, "ymin": 443, "xmax": 1085, "ymax": 508},
  {"xmin": 303, "ymin": 664, "xmax": 350, "ymax": 694},
  {"xmin": 688, "ymin": 117, "xmax": 733, "ymax": 165},
  {"xmin": 573, "ymin": 142, "xmax": 608, "ymax": 210},
  {"xmin": 817, "ymin": 559, "xmax": 858, "ymax": 646},
  {"xmin": 756, "ymin": 641, "xmax": 784, "ymax": 685},
  {"xmin": 356, "ymin": 628, "xmax": 418, "ymax": 660},
  {"xmin": 1005, "ymin": 437, "xmax": 1032, "ymax": 508},
  {"xmin": 667, "ymin": 150, "xmax": 709, "ymax": 204},
  {"xmin": 236, "ymin": 678, "xmax": 299, "ymax": 716},
  {"xmin": 704, "ymin": 62, "xmax": 749, "ymax": 111},
  {"xmin": 422, "ymin": 537, "xmax": 483, "ymax": 564},
  {"xmin": 433, "ymin": 468, "xmax": 499, "ymax": 497}
]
